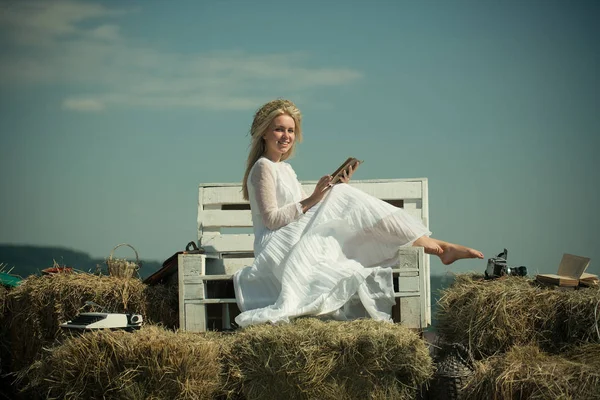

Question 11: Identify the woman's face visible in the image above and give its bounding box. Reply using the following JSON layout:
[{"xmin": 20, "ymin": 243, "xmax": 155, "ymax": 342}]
[{"xmin": 263, "ymin": 114, "xmax": 296, "ymax": 161}]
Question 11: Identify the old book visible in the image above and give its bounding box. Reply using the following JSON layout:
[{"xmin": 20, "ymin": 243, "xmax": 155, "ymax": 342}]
[
  {"xmin": 557, "ymin": 254, "xmax": 591, "ymax": 279},
  {"xmin": 536, "ymin": 274, "xmax": 579, "ymax": 287},
  {"xmin": 579, "ymin": 272, "xmax": 599, "ymax": 287},
  {"xmin": 535, "ymin": 254, "xmax": 592, "ymax": 287},
  {"xmin": 330, "ymin": 157, "xmax": 362, "ymax": 185}
]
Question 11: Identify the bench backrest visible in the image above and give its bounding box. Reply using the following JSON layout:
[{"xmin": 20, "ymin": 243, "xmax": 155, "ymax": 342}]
[{"xmin": 198, "ymin": 178, "xmax": 429, "ymax": 256}]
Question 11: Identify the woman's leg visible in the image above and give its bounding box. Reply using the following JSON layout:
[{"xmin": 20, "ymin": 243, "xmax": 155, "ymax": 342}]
[{"xmin": 413, "ymin": 236, "xmax": 484, "ymax": 265}]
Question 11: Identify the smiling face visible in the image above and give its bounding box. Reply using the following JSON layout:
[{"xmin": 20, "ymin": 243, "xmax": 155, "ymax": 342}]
[{"xmin": 262, "ymin": 113, "xmax": 296, "ymax": 162}]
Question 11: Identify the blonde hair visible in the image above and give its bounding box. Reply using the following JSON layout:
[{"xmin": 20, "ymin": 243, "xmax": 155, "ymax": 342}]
[{"xmin": 242, "ymin": 99, "xmax": 303, "ymax": 200}]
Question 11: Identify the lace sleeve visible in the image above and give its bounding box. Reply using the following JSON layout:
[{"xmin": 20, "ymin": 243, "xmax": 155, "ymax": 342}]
[{"xmin": 249, "ymin": 160, "xmax": 303, "ymax": 230}]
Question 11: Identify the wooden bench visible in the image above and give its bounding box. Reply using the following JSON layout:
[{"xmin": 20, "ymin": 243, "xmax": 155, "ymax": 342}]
[{"xmin": 179, "ymin": 178, "xmax": 431, "ymax": 332}]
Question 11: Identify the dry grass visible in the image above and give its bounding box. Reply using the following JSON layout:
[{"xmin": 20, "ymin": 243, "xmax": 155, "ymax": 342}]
[
  {"xmin": 143, "ymin": 280, "xmax": 179, "ymax": 329},
  {"xmin": 222, "ymin": 318, "xmax": 433, "ymax": 400},
  {"xmin": 463, "ymin": 344, "xmax": 600, "ymax": 400},
  {"xmin": 21, "ymin": 325, "xmax": 222, "ymax": 400},
  {"xmin": 0, "ymin": 285, "xmax": 9, "ymax": 373},
  {"xmin": 11, "ymin": 316, "xmax": 435, "ymax": 399},
  {"xmin": 0, "ymin": 284, "xmax": 7, "ymax": 323},
  {"xmin": 4, "ymin": 272, "xmax": 178, "ymax": 373},
  {"xmin": 436, "ymin": 274, "xmax": 600, "ymax": 358}
]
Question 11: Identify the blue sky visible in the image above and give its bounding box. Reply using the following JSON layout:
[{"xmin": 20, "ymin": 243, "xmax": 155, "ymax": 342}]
[{"xmin": 0, "ymin": 0, "xmax": 598, "ymax": 275}]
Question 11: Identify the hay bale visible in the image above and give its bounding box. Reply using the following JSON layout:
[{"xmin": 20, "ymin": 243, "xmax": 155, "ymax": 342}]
[
  {"xmin": 0, "ymin": 285, "xmax": 9, "ymax": 372},
  {"xmin": 436, "ymin": 274, "xmax": 600, "ymax": 358},
  {"xmin": 0, "ymin": 284, "xmax": 7, "ymax": 317},
  {"xmin": 223, "ymin": 318, "xmax": 433, "ymax": 400},
  {"xmin": 5, "ymin": 273, "xmax": 178, "ymax": 373},
  {"xmin": 22, "ymin": 325, "xmax": 222, "ymax": 400},
  {"xmin": 143, "ymin": 281, "xmax": 179, "ymax": 329},
  {"xmin": 463, "ymin": 344, "xmax": 600, "ymax": 400},
  {"xmin": 549, "ymin": 288, "xmax": 600, "ymax": 347}
]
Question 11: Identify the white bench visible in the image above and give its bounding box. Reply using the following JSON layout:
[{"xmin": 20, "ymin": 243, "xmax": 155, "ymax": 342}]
[{"xmin": 178, "ymin": 179, "xmax": 431, "ymax": 332}]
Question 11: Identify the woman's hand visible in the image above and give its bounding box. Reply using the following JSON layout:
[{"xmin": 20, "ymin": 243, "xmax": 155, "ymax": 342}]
[
  {"xmin": 313, "ymin": 175, "xmax": 333, "ymax": 200},
  {"xmin": 301, "ymin": 175, "xmax": 332, "ymax": 213},
  {"xmin": 339, "ymin": 161, "xmax": 358, "ymax": 184}
]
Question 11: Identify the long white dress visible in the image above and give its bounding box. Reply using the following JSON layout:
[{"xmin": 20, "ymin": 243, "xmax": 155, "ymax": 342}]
[{"xmin": 233, "ymin": 157, "xmax": 431, "ymax": 327}]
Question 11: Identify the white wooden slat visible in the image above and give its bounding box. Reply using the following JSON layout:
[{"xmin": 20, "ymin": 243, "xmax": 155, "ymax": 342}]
[
  {"xmin": 201, "ymin": 179, "xmax": 427, "ymax": 187},
  {"xmin": 201, "ymin": 210, "xmax": 253, "ymax": 228},
  {"xmin": 200, "ymin": 233, "xmax": 254, "ymax": 253},
  {"xmin": 418, "ymin": 180, "xmax": 431, "ymax": 325},
  {"xmin": 397, "ymin": 275, "xmax": 420, "ymax": 292},
  {"xmin": 184, "ymin": 303, "xmax": 206, "ymax": 332},
  {"xmin": 424, "ymin": 254, "xmax": 431, "ymax": 325},
  {"xmin": 178, "ymin": 254, "xmax": 206, "ymax": 332},
  {"xmin": 202, "ymin": 186, "xmax": 247, "ymax": 206},
  {"xmin": 396, "ymin": 247, "xmax": 420, "ymax": 270},
  {"xmin": 200, "ymin": 179, "xmax": 425, "ymax": 207},
  {"xmin": 179, "ymin": 254, "xmax": 206, "ymax": 276},
  {"xmin": 420, "ymin": 253, "xmax": 428, "ymax": 328},
  {"xmin": 183, "ymin": 284, "xmax": 205, "ymax": 300},
  {"xmin": 399, "ymin": 297, "xmax": 421, "ymax": 328}
]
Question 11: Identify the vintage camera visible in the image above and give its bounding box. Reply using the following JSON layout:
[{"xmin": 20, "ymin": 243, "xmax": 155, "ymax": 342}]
[{"xmin": 484, "ymin": 248, "xmax": 527, "ymax": 279}]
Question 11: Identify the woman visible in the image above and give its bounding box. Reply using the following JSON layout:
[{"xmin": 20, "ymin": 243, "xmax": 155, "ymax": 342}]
[{"xmin": 233, "ymin": 99, "xmax": 483, "ymax": 327}]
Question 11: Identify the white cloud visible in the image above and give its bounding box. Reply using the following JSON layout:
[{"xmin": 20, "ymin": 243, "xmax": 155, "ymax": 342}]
[
  {"xmin": 62, "ymin": 98, "xmax": 105, "ymax": 112},
  {"xmin": 88, "ymin": 24, "xmax": 121, "ymax": 41},
  {"xmin": 0, "ymin": 1, "xmax": 362, "ymax": 111},
  {"xmin": 0, "ymin": 0, "xmax": 126, "ymax": 46}
]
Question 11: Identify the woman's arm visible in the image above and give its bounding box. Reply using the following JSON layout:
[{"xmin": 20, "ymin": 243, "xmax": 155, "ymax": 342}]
[
  {"xmin": 250, "ymin": 161, "xmax": 304, "ymax": 230},
  {"xmin": 250, "ymin": 161, "xmax": 333, "ymax": 229}
]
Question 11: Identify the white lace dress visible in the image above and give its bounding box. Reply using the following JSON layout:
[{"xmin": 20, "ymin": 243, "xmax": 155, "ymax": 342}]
[{"xmin": 233, "ymin": 157, "xmax": 431, "ymax": 327}]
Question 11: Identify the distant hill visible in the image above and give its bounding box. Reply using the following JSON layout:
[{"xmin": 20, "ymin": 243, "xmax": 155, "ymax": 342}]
[{"xmin": 0, "ymin": 244, "xmax": 162, "ymax": 279}]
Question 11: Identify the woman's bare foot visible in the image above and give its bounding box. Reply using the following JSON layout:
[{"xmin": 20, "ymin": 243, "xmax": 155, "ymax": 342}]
[
  {"xmin": 413, "ymin": 236, "xmax": 443, "ymax": 255},
  {"xmin": 438, "ymin": 242, "xmax": 484, "ymax": 265}
]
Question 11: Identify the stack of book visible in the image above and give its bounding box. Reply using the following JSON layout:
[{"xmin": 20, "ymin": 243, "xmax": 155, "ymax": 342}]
[{"xmin": 536, "ymin": 254, "xmax": 597, "ymax": 288}]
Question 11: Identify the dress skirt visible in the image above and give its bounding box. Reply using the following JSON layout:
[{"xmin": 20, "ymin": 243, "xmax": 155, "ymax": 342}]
[{"xmin": 233, "ymin": 183, "xmax": 431, "ymax": 327}]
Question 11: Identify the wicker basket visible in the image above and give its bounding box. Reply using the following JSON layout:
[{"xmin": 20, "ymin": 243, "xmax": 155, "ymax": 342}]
[
  {"xmin": 106, "ymin": 243, "xmax": 141, "ymax": 279},
  {"xmin": 428, "ymin": 343, "xmax": 474, "ymax": 400}
]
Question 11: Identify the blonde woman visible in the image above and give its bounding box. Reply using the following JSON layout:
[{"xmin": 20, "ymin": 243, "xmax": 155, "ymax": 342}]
[{"xmin": 233, "ymin": 99, "xmax": 483, "ymax": 327}]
